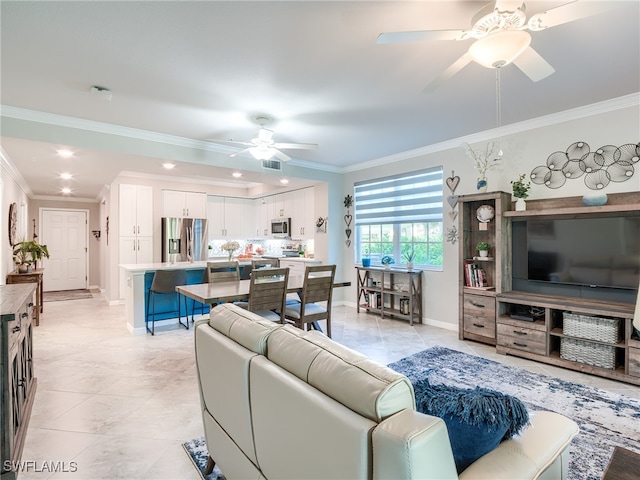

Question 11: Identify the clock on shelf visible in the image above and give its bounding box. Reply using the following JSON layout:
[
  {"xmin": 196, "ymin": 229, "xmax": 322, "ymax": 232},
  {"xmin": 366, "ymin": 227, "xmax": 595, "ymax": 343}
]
[{"xmin": 8, "ymin": 202, "xmax": 17, "ymax": 246}]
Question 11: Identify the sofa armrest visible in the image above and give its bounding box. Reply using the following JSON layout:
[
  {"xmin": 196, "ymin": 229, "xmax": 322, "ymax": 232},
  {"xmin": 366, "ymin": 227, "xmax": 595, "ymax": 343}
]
[
  {"xmin": 372, "ymin": 409, "xmax": 458, "ymax": 480},
  {"xmin": 459, "ymin": 411, "xmax": 579, "ymax": 480}
]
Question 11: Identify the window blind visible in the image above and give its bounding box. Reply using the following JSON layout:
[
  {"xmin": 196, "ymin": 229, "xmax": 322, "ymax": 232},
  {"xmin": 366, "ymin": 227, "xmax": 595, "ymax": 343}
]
[{"xmin": 354, "ymin": 167, "xmax": 443, "ymax": 226}]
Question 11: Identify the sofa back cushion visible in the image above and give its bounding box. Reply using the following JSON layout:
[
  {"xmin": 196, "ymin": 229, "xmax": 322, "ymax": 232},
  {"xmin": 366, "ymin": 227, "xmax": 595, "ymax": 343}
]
[
  {"xmin": 209, "ymin": 303, "xmax": 280, "ymax": 353},
  {"xmin": 266, "ymin": 326, "xmax": 415, "ymax": 422}
]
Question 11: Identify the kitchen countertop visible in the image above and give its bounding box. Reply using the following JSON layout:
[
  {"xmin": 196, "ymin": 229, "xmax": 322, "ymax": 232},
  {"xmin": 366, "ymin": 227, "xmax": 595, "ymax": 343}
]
[{"xmin": 119, "ymin": 256, "xmax": 320, "ymax": 273}]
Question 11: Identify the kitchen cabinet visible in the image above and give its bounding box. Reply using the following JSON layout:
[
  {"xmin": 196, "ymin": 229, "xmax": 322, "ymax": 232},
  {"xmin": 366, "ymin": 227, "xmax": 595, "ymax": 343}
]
[
  {"xmin": 119, "ymin": 184, "xmax": 153, "ymax": 298},
  {"xmin": 1, "ymin": 284, "xmax": 37, "ymax": 480},
  {"xmin": 162, "ymin": 190, "xmax": 206, "ymax": 218},
  {"xmin": 208, "ymin": 196, "xmax": 248, "ymax": 239},
  {"xmin": 280, "ymin": 258, "xmax": 322, "ymax": 276},
  {"xmin": 291, "ymin": 187, "xmax": 315, "ymax": 239},
  {"xmin": 255, "ymin": 198, "xmax": 270, "ymax": 237}
]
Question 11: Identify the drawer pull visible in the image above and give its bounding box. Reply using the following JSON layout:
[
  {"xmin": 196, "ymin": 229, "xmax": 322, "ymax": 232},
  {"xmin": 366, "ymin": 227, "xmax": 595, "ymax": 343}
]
[
  {"xmin": 514, "ymin": 342, "xmax": 528, "ymax": 348},
  {"xmin": 21, "ymin": 312, "xmax": 28, "ymax": 319},
  {"xmin": 28, "ymin": 302, "xmax": 34, "ymax": 308},
  {"xmin": 12, "ymin": 325, "xmax": 21, "ymax": 333},
  {"xmin": 513, "ymin": 330, "xmax": 528, "ymax": 336},
  {"xmin": 470, "ymin": 302, "xmax": 485, "ymax": 308},
  {"xmin": 473, "ymin": 323, "xmax": 485, "ymax": 328}
]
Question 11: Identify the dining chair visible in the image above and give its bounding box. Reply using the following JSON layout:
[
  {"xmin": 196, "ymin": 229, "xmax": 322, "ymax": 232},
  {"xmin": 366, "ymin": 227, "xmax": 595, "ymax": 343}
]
[
  {"xmin": 284, "ymin": 264, "xmax": 336, "ymax": 337},
  {"xmin": 251, "ymin": 258, "xmax": 279, "ymax": 269},
  {"xmin": 206, "ymin": 260, "xmax": 240, "ymax": 283},
  {"xmin": 146, "ymin": 269, "xmax": 188, "ymax": 335},
  {"xmin": 237, "ymin": 267, "xmax": 290, "ymax": 323}
]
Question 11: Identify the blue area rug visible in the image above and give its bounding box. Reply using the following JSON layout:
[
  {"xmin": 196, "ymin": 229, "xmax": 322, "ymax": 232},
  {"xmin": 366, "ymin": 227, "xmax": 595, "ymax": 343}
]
[
  {"xmin": 389, "ymin": 346, "xmax": 640, "ymax": 480},
  {"xmin": 183, "ymin": 346, "xmax": 640, "ymax": 480}
]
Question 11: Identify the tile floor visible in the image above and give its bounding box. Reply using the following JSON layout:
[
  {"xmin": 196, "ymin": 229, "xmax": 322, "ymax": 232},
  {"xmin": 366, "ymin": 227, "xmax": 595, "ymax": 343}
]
[{"xmin": 20, "ymin": 294, "xmax": 640, "ymax": 479}]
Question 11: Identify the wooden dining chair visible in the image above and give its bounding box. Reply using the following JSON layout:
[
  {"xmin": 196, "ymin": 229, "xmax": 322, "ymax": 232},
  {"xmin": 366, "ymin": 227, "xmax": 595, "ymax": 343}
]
[
  {"xmin": 251, "ymin": 258, "xmax": 279, "ymax": 269},
  {"xmin": 146, "ymin": 269, "xmax": 188, "ymax": 335},
  {"xmin": 237, "ymin": 267, "xmax": 290, "ymax": 323},
  {"xmin": 206, "ymin": 260, "xmax": 240, "ymax": 283},
  {"xmin": 284, "ymin": 264, "xmax": 336, "ymax": 337}
]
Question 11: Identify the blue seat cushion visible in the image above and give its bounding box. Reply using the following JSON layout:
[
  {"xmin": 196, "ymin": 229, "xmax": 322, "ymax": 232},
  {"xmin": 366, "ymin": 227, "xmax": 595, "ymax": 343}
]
[{"xmin": 413, "ymin": 377, "xmax": 529, "ymax": 473}]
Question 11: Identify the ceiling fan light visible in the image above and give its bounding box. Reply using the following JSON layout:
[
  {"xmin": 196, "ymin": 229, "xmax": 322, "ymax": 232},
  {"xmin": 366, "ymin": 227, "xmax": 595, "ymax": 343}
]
[
  {"xmin": 249, "ymin": 145, "xmax": 276, "ymax": 160},
  {"xmin": 469, "ymin": 30, "xmax": 531, "ymax": 68}
]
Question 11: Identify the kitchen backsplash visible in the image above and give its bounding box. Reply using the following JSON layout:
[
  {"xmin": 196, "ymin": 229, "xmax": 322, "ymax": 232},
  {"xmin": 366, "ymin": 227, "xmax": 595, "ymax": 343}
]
[{"xmin": 208, "ymin": 238, "xmax": 314, "ymax": 258}]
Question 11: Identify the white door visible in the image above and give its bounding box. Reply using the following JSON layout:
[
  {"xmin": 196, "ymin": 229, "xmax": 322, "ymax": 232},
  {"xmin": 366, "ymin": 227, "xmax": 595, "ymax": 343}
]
[{"xmin": 41, "ymin": 209, "xmax": 88, "ymax": 291}]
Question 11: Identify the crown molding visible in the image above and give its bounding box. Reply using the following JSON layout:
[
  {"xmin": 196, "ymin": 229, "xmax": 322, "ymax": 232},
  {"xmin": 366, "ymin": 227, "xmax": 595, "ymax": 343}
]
[
  {"xmin": 0, "ymin": 146, "xmax": 33, "ymax": 197},
  {"xmin": 343, "ymin": 93, "xmax": 640, "ymax": 173}
]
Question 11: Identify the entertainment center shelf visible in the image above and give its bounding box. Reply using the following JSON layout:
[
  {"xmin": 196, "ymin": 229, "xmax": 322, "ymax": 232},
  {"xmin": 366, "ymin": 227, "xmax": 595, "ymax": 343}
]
[
  {"xmin": 459, "ymin": 191, "xmax": 640, "ymax": 386},
  {"xmin": 496, "ymin": 291, "xmax": 637, "ymax": 385}
]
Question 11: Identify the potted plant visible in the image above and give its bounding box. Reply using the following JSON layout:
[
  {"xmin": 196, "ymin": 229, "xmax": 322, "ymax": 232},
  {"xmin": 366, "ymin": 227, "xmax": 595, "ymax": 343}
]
[
  {"xmin": 511, "ymin": 173, "xmax": 531, "ymax": 211},
  {"xmin": 403, "ymin": 249, "xmax": 415, "ymax": 271},
  {"xmin": 12, "ymin": 239, "xmax": 50, "ymax": 273},
  {"xmin": 476, "ymin": 241, "xmax": 490, "ymax": 258}
]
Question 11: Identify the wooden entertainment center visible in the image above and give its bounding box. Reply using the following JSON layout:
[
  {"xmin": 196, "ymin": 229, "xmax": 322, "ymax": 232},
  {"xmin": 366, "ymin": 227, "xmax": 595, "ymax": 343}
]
[{"xmin": 458, "ymin": 191, "xmax": 640, "ymax": 386}]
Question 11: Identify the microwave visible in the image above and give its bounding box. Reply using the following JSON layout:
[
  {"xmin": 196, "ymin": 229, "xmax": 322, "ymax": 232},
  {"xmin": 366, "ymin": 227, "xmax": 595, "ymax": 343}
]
[{"xmin": 271, "ymin": 218, "xmax": 291, "ymax": 236}]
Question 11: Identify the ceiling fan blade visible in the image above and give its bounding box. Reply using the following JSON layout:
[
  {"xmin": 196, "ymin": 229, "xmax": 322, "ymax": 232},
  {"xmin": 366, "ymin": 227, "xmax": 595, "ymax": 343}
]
[
  {"xmin": 229, "ymin": 148, "xmax": 251, "ymax": 158},
  {"xmin": 377, "ymin": 29, "xmax": 468, "ymax": 44},
  {"xmin": 257, "ymin": 128, "xmax": 274, "ymax": 142},
  {"xmin": 422, "ymin": 52, "xmax": 473, "ymax": 93},
  {"xmin": 273, "ymin": 142, "xmax": 318, "ymax": 150},
  {"xmin": 512, "ymin": 46, "xmax": 555, "ymax": 82},
  {"xmin": 272, "ymin": 149, "xmax": 291, "ymax": 162},
  {"xmin": 527, "ymin": 1, "xmax": 613, "ymax": 31}
]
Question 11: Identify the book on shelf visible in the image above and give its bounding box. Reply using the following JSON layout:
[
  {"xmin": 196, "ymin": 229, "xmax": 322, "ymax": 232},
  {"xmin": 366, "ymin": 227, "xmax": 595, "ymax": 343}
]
[{"xmin": 464, "ymin": 261, "xmax": 488, "ymax": 288}]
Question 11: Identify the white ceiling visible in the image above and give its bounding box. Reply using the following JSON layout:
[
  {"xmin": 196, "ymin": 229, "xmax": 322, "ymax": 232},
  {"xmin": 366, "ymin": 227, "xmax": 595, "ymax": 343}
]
[{"xmin": 1, "ymin": 1, "xmax": 638, "ymax": 200}]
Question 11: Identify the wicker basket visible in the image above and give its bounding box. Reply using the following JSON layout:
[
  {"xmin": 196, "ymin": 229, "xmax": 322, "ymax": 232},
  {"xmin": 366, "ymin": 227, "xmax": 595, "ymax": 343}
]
[
  {"xmin": 562, "ymin": 312, "xmax": 622, "ymax": 344},
  {"xmin": 560, "ymin": 337, "xmax": 617, "ymax": 369}
]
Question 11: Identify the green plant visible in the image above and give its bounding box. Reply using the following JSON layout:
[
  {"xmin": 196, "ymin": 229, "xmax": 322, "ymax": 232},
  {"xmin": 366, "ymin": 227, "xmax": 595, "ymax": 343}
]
[
  {"xmin": 511, "ymin": 173, "xmax": 531, "ymax": 199},
  {"xmin": 476, "ymin": 241, "xmax": 490, "ymax": 252},
  {"xmin": 403, "ymin": 249, "xmax": 415, "ymax": 263},
  {"xmin": 13, "ymin": 239, "xmax": 50, "ymax": 266}
]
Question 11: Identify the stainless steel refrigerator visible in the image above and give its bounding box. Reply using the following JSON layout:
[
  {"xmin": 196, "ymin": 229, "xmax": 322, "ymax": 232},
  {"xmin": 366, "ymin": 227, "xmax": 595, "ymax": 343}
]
[{"xmin": 161, "ymin": 217, "xmax": 209, "ymax": 263}]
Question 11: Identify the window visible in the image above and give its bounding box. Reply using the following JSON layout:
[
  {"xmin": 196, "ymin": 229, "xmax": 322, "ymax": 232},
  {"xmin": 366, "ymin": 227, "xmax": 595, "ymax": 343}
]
[{"xmin": 354, "ymin": 167, "xmax": 443, "ymax": 269}]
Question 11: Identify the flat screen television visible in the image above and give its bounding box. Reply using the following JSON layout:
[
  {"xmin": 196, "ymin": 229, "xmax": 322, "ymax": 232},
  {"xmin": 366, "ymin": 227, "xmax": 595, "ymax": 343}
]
[{"xmin": 512, "ymin": 214, "xmax": 640, "ymax": 304}]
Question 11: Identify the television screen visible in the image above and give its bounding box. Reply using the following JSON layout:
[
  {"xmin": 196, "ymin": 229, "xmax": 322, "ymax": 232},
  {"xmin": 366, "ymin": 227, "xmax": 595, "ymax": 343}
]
[{"xmin": 512, "ymin": 215, "xmax": 640, "ymax": 291}]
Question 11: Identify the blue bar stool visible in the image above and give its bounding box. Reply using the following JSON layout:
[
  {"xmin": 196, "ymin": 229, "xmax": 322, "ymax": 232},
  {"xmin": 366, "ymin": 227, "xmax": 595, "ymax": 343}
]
[{"xmin": 146, "ymin": 269, "xmax": 188, "ymax": 335}]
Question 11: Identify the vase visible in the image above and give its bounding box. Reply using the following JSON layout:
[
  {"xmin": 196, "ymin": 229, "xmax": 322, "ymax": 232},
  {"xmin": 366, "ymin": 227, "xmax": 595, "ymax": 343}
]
[
  {"xmin": 515, "ymin": 197, "xmax": 526, "ymax": 211},
  {"xmin": 228, "ymin": 252, "xmax": 233, "ymax": 261},
  {"xmin": 476, "ymin": 177, "xmax": 488, "ymax": 192},
  {"xmin": 478, "ymin": 250, "xmax": 488, "ymax": 258},
  {"xmin": 406, "ymin": 262, "xmax": 413, "ymax": 271}
]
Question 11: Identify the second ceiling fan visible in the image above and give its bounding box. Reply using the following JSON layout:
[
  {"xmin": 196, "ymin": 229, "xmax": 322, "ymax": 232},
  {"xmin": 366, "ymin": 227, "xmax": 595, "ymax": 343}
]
[
  {"xmin": 377, "ymin": 0, "xmax": 613, "ymax": 92},
  {"xmin": 207, "ymin": 116, "xmax": 318, "ymax": 162}
]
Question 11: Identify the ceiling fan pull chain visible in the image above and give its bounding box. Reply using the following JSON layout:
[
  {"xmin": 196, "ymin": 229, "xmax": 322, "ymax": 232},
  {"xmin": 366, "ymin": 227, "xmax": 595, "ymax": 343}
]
[{"xmin": 495, "ymin": 68, "xmax": 503, "ymax": 157}]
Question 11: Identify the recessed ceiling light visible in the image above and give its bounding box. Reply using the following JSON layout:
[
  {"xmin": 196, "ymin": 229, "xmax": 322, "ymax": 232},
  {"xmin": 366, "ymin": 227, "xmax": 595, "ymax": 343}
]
[
  {"xmin": 57, "ymin": 149, "xmax": 74, "ymax": 158},
  {"xmin": 60, "ymin": 173, "xmax": 72, "ymax": 180},
  {"xmin": 232, "ymin": 172, "xmax": 242, "ymax": 178},
  {"xmin": 61, "ymin": 187, "xmax": 71, "ymax": 195},
  {"xmin": 280, "ymin": 178, "xmax": 289, "ymax": 185},
  {"xmin": 162, "ymin": 162, "xmax": 176, "ymax": 169}
]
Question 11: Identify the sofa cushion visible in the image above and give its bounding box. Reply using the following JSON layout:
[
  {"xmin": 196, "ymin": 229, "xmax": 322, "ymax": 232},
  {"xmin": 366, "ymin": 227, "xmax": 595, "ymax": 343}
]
[
  {"xmin": 413, "ymin": 377, "xmax": 529, "ymax": 473},
  {"xmin": 266, "ymin": 326, "xmax": 415, "ymax": 422},
  {"xmin": 209, "ymin": 303, "xmax": 281, "ymax": 354}
]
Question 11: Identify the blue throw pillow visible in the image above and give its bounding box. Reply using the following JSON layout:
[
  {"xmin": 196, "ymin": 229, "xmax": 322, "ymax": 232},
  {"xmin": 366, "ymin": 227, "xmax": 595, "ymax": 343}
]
[{"xmin": 413, "ymin": 378, "xmax": 529, "ymax": 473}]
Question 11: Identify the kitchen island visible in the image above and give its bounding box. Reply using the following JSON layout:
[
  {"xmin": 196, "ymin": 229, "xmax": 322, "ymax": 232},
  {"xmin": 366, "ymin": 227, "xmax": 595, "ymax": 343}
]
[{"xmin": 120, "ymin": 257, "xmax": 321, "ymax": 334}]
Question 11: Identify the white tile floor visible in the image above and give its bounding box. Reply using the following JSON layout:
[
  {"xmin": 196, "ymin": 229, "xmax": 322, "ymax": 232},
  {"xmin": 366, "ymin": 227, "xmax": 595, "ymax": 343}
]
[{"xmin": 20, "ymin": 294, "xmax": 640, "ymax": 479}]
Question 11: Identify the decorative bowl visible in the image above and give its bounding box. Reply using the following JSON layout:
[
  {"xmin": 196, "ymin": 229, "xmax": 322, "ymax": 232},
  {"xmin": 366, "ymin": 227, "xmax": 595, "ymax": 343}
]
[
  {"xmin": 476, "ymin": 204, "xmax": 495, "ymax": 223},
  {"xmin": 582, "ymin": 193, "xmax": 608, "ymax": 206}
]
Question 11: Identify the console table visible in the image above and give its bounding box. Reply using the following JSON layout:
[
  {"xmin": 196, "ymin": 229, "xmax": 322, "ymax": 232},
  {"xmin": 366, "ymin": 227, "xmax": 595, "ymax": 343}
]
[
  {"xmin": 6, "ymin": 269, "xmax": 44, "ymax": 326},
  {"xmin": 355, "ymin": 266, "xmax": 423, "ymax": 325}
]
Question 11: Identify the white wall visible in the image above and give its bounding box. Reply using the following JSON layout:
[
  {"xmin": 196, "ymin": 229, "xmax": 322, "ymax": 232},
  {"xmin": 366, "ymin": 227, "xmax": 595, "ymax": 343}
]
[
  {"xmin": 341, "ymin": 103, "xmax": 640, "ymax": 330},
  {"xmin": 1, "ymin": 154, "xmax": 30, "ymax": 282}
]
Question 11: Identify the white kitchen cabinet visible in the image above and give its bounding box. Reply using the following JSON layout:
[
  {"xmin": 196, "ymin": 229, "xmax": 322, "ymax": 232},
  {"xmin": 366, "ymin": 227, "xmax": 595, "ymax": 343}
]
[
  {"xmin": 208, "ymin": 196, "xmax": 249, "ymax": 239},
  {"xmin": 291, "ymin": 187, "xmax": 315, "ymax": 239},
  {"xmin": 162, "ymin": 190, "xmax": 207, "ymax": 218},
  {"xmin": 255, "ymin": 198, "xmax": 270, "ymax": 238},
  {"xmin": 280, "ymin": 258, "xmax": 322, "ymax": 276},
  {"xmin": 118, "ymin": 184, "xmax": 153, "ymax": 298},
  {"xmin": 119, "ymin": 184, "xmax": 153, "ymax": 237}
]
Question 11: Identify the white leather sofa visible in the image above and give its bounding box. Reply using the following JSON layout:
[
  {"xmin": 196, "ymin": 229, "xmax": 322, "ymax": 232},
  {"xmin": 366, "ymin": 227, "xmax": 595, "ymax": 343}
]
[{"xmin": 194, "ymin": 304, "xmax": 579, "ymax": 479}]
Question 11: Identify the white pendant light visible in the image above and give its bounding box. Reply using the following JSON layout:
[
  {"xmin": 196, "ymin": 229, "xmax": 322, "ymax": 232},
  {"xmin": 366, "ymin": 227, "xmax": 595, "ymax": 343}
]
[
  {"xmin": 249, "ymin": 144, "xmax": 276, "ymax": 160},
  {"xmin": 469, "ymin": 30, "xmax": 531, "ymax": 68}
]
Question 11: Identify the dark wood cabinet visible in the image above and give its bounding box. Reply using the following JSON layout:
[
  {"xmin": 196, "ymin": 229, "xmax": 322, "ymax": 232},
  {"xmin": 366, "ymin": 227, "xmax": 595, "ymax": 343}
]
[{"xmin": 1, "ymin": 284, "xmax": 38, "ymax": 480}]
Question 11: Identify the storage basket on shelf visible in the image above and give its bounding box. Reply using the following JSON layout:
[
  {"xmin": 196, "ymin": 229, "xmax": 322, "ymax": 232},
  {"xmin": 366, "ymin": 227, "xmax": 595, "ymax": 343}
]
[
  {"xmin": 560, "ymin": 337, "xmax": 617, "ymax": 369},
  {"xmin": 562, "ymin": 312, "xmax": 622, "ymax": 344}
]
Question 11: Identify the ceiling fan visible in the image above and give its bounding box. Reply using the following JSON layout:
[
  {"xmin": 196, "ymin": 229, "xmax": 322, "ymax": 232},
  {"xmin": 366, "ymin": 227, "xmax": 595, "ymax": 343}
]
[
  {"xmin": 377, "ymin": 0, "xmax": 613, "ymax": 92},
  {"xmin": 207, "ymin": 116, "xmax": 318, "ymax": 162}
]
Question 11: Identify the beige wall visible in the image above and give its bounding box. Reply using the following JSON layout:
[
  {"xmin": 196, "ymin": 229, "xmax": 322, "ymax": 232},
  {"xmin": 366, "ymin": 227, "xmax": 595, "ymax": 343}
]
[{"xmin": 341, "ymin": 104, "xmax": 640, "ymax": 330}]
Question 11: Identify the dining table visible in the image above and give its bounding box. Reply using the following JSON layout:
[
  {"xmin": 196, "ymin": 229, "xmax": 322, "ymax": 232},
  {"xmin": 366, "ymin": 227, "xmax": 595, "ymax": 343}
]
[{"xmin": 176, "ymin": 275, "xmax": 351, "ymax": 307}]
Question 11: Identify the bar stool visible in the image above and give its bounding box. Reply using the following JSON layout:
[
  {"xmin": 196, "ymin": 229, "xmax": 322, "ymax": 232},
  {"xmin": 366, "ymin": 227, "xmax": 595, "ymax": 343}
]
[{"xmin": 146, "ymin": 269, "xmax": 188, "ymax": 335}]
